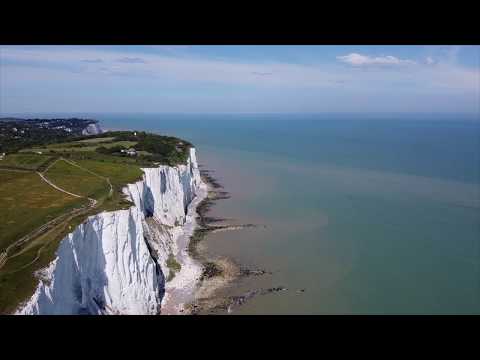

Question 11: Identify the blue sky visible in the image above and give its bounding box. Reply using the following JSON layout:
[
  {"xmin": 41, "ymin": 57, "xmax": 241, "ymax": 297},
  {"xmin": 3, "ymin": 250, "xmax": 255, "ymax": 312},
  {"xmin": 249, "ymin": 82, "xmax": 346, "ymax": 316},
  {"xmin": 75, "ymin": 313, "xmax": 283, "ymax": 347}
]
[{"xmin": 0, "ymin": 45, "xmax": 478, "ymax": 115}]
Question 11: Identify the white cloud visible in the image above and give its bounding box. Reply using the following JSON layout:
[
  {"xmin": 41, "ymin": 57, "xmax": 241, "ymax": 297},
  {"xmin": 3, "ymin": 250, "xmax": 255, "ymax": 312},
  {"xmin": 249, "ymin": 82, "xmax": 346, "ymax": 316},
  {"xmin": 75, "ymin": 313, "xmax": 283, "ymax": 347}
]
[
  {"xmin": 1, "ymin": 46, "xmax": 478, "ymax": 100},
  {"xmin": 425, "ymin": 56, "xmax": 435, "ymax": 65},
  {"xmin": 337, "ymin": 53, "xmax": 416, "ymax": 66},
  {"xmin": 0, "ymin": 47, "xmax": 348, "ymax": 88}
]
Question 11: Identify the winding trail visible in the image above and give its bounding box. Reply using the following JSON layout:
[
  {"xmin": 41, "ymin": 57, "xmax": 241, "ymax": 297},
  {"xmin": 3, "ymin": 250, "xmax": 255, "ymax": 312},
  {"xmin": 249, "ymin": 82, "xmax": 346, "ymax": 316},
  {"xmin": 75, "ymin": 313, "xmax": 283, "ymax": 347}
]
[
  {"xmin": 0, "ymin": 198, "xmax": 92, "ymax": 271},
  {"xmin": 0, "ymin": 158, "xmax": 110, "ymax": 271},
  {"xmin": 41, "ymin": 156, "xmax": 60, "ymax": 173},
  {"xmin": 62, "ymin": 158, "xmax": 113, "ymax": 197},
  {"xmin": 37, "ymin": 171, "xmax": 83, "ymax": 199}
]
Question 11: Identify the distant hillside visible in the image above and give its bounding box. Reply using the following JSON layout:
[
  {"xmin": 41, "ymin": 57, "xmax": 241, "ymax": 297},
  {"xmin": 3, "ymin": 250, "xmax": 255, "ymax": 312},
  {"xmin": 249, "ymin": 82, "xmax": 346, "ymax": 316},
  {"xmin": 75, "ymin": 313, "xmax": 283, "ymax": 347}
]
[{"xmin": 0, "ymin": 118, "xmax": 102, "ymax": 153}]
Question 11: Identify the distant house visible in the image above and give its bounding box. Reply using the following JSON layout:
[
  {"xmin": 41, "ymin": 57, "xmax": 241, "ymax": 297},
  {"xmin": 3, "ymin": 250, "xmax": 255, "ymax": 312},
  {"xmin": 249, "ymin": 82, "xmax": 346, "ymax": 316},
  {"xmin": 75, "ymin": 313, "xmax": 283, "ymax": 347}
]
[
  {"xmin": 0, "ymin": 153, "xmax": 5, "ymax": 160},
  {"xmin": 126, "ymin": 148, "xmax": 137, "ymax": 156}
]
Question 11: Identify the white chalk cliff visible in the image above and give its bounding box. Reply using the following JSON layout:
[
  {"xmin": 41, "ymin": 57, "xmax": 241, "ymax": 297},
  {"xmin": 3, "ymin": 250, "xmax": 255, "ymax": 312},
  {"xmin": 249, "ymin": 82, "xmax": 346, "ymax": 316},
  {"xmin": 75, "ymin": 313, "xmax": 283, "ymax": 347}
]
[
  {"xmin": 82, "ymin": 122, "xmax": 103, "ymax": 135},
  {"xmin": 16, "ymin": 148, "xmax": 206, "ymax": 315}
]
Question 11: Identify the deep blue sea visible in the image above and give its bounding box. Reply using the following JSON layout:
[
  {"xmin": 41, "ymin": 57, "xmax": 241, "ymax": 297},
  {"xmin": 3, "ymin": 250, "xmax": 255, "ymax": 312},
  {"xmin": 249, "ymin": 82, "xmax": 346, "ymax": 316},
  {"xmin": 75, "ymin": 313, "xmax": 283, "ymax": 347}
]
[{"xmin": 10, "ymin": 113, "xmax": 480, "ymax": 314}]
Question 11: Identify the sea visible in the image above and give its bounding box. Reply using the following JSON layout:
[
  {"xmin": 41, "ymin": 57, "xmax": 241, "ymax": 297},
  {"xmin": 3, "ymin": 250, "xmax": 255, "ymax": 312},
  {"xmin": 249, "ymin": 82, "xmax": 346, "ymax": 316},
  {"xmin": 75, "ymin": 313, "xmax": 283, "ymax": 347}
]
[{"xmin": 10, "ymin": 112, "xmax": 480, "ymax": 314}]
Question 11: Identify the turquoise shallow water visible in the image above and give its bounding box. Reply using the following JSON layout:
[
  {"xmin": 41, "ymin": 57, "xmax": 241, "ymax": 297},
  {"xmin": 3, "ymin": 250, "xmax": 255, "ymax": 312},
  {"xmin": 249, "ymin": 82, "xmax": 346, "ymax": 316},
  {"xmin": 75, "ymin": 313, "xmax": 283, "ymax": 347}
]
[{"xmin": 15, "ymin": 112, "xmax": 480, "ymax": 314}]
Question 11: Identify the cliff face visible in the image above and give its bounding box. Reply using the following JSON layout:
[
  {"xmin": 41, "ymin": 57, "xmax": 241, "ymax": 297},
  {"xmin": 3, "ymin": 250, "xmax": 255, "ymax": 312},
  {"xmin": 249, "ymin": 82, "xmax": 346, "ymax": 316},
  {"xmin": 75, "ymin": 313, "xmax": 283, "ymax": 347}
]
[
  {"xmin": 17, "ymin": 148, "xmax": 205, "ymax": 315},
  {"xmin": 81, "ymin": 122, "xmax": 103, "ymax": 135}
]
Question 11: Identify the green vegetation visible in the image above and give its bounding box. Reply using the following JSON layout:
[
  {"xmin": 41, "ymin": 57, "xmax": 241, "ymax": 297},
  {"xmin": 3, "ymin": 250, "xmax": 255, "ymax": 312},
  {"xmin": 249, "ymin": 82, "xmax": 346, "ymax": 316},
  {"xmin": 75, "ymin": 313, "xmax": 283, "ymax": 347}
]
[
  {"xmin": 0, "ymin": 157, "xmax": 142, "ymax": 314},
  {"xmin": 0, "ymin": 118, "xmax": 100, "ymax": 153},
  {"xmin": 0, "ymin": 196, "xmax": 90, "ymax": 314},
  {"xmin": 21, "ymin": 131, "xmax": 191, "ymax": 167},
  {"xmin": 44, "ymin": 160, "xmax": 108, "ymax": 199},
  {"xmin": 80, "ymin": 130, "xmax": 192, "ymax": 166},
  {"xmin": 74, "ymin": 159, "xmax": 143, "ymax": 186},
  {"xmin": 77, "ymin": 137, "xmax": 115, "ymax": 143},
  {"xmin": 129, "ymin": 132, "xmax": 191, "ymax": 165},
  {"xmin": 1, "ymin": 156, "xmax": 144, "ymax": 245},
  {"xmin": 22, "ymin": 140, "xmax": 137, "ymax": 154},
  {"xmin": 0, "ymin": 171, "xmax": 85, "ymax": 252},
  {"xmin": 0, "ymin": 153, "xmax": 53, "ymax": 171},
  {"xmin": 188, "ymin": 228, "xmax": 210, "ymax": 259},
  {"xmin": 166, "ymin": 253, "xmax": 181, "ymax": 282},
  {"xmin": 0, "ymin": 126, "xmax": 194, "ymax": 313},
  {"xmin": 73, "ymin": 158, "xmax": 144, "ymax": 212}
]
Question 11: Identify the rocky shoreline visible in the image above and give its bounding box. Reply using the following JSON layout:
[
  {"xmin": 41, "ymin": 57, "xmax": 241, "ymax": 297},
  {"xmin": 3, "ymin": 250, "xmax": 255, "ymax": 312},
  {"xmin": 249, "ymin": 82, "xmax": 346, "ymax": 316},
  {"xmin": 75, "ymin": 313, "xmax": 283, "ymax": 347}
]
[
  {"xmin": 181, "ymin": 168, "xmax": 241, "ymax": 314},
  {"xmin": 183, "ymin": 167, "xmax": 282, "ymax": 315}
]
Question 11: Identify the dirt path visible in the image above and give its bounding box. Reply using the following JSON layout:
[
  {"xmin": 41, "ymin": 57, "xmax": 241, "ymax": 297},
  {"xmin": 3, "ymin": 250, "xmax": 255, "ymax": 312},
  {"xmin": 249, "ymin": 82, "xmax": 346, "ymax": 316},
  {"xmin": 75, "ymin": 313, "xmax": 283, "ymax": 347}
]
[
  {"xmin": 0, "ymin": 200, "xmax": 92, "ymax": 271},
  {"xmin": 0, "ymin": 158, "xmax": 108, "ymax": 271},
  {"xmin": 7, "ymin": 200, "xmax": 96, "ymax": 274},
  {"xmin": 40, "ymin": 157, "xmax": 110, "ymax": 202},
  {"xmin": 61, "ymin": 158, "xmax": 113, "ymax": 197},
  {"xmin": 41, "ymin": 157, "xmax": 60, "ymax": 173},
  {"xmin": 36, "ymin": 171, "xmax": 83, "ymax": 199}
]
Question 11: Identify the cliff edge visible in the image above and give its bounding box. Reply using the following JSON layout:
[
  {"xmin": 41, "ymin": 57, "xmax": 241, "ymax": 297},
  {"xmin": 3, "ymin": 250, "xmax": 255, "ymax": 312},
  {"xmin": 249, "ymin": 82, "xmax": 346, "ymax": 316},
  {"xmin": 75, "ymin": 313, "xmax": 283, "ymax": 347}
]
[{"xmin": 16, "ymin": 148, "xmax": 206, "ymax": 315}]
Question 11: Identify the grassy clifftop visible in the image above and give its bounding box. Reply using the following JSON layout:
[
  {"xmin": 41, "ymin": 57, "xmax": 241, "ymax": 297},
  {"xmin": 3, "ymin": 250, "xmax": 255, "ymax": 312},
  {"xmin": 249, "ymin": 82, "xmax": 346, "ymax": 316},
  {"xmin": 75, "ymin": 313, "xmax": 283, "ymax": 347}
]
[
  {"xmin": 20, "ymin": 131, "xmax": 193, "ymax": 167},
  {"xmin": 0, "ymin": 129, "xmax": 194, "ymax": 313}
]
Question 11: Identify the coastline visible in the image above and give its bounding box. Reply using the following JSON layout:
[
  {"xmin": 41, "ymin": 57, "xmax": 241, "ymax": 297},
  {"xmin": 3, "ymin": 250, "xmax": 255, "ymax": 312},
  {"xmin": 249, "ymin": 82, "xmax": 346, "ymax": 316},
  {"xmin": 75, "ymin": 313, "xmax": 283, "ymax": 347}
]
[
  {"xmin": 180, "ymin": 168, "xmax": 287, "ymax": 315},
  {"xmin": 185, "ymin": 170, "xmax": 239, "ymax": 314},
  {"xmin": 7, "ymin": 138, "xmax": 264, "ymax": 315},
  {"xmin": 13, "ymin": 147, "xmax": 202, "ymax": 315},
  {"xmin": 179, "ymin": 168, "xmax": 261, "ymax": 315},
  {"xmin": 159, "ymin": 176, "xmax": 208, "ymax": 315},
  {"xmin": 160, "ymin": 168, "xmax": 241, "ymax": 315}
]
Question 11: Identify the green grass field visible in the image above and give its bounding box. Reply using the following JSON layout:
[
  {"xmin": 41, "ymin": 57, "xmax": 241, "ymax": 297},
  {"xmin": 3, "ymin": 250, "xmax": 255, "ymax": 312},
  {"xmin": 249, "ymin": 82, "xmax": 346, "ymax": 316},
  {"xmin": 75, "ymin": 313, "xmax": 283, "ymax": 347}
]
[
  {"xmin": 77, "ymin": 137, "xmax": 115, "ymax": 143},
  {"xmin": 74, "ymin": 158, "xmax": 144, "ymax": 211},
  {"xmin": 0, "ymin": 156, "xmax": 145, "ymax": 313},
  {"xmin": 0, "ymin": 198, "xmax": 90, "ymax": 314},
  {"xmin": 0, "ymin": 170, "xmax": 85, "ymax": 252},
  {"xmin": 22, "ymin": 140, "xmax": 138, "ymax": 154},
  {"xmin": 44, "ymin": 159, "xmax": 109, "ymax": 199},
  {"xmin": 74, "ymin": 158, "xmax": 143, "ymax": 187},
  {"xmin": 0, "ymin": 153, "xmax": 53, "ymax": 170}
]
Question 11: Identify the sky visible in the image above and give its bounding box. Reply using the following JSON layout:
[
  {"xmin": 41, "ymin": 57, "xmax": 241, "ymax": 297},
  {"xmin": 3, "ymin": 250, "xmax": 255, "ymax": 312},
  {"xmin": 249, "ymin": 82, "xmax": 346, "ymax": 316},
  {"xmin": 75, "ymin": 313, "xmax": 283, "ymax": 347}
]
[{"xmin": 0, "ymin": 45, "xmax": 479, "ymax": 115}]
